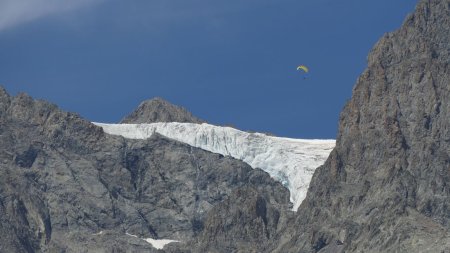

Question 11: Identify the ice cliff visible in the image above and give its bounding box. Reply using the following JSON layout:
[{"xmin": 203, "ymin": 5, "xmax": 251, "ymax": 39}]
[{"xmin": 94, "ymin": 122, "xmax": 335, "ymax": 210}]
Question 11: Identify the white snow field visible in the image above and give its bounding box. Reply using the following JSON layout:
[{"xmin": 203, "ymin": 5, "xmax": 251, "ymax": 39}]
[
  {"xmin": 125, "ymin": 232, "xmax": 179, "ymax": 249},
  {"xmin": 94, "ymin": 122, "xmax": 335, "ymax": 210}
]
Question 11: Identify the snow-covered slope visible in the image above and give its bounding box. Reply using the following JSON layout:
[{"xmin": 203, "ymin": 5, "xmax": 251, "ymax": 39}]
[{"xmin": 94, "ymin": 122, "xmax": 335, "ymax": 210}]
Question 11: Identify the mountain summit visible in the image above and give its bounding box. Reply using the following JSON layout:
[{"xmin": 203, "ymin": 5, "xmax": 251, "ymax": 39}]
[
  {"xmin": 0, "ymin": 0, "xmax": 448, "ymax": 252},
  {"xmin": 0, "ymin": 87, "xmax": 291, "ymax": 252},
  {"xmin": 273, "ymin": 0, "xmax": 450, "ymax": 252},
  {"xmin": 120, "ymin": 97, "xmax": 205, "ymax": 124}
]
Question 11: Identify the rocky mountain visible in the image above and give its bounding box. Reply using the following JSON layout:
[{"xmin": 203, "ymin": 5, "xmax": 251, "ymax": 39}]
[
  {"xmin": 0, "ymin": 0, "xmax": 449, "ymax": 252},
  {"xmin": 270, "ymin": 0, "xmax": 450, "ymax": 252},
  {"xmin": 120, "ymin": 97, "xmax": 205, "ymax": 124},
  {"xmin": 0, "ymin": 88, "xmax": 292, "ymax": 252},
  {"xmin": 93, "ymin": 122, "xmax": 334, "ymax": 210}
]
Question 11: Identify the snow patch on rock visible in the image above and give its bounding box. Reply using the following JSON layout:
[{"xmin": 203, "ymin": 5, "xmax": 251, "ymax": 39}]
[{"xmin": 126, "ymin": 232, "xmax": 179, "ymax": 249}]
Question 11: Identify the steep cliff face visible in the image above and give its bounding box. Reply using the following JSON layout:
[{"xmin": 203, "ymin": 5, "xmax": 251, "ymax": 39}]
[
  {"xmin": 120, "ymin": 97, "xmax": 205, "ymax": 124},
  {"xmin": 274, "ymin": 0, "xmax": 450, "ymax": 252},
  {"xmin": 0, "ymin": 88, "xmax": 291, "ymax": 252}
]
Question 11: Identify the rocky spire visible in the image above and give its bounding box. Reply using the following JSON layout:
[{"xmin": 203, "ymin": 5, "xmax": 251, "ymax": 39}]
[
  {"xmin": 273, "ymin": 0, "xmax": 450, "ymax": 252},
  {"xmin": 120, "ymin": 97, "xmax": 205, "ymax": 124},
  {"xmin": 0, "ymin": 86, "xmax": 11, "ymax": 116}
]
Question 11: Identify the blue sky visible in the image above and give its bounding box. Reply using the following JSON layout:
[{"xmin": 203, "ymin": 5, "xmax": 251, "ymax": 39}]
[{"xmin": 0, "ymin": 0, "xmax": 417, "ymax": 138}]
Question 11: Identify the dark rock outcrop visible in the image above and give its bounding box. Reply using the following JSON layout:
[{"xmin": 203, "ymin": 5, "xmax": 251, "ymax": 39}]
[
  {"xmin": 120, "ymin": 97, "xmax": 205, "ymax": 124},
  {"xmin": 186, "ymin": 186, "xmax": 293, "ymax": 253},
  {"xmin": 0, "ymin": 87, "xmax": 291, "ymax": 252},
  {"xmin": 271, "ymin": 0, "xmax": 450, "ymax": 252}
]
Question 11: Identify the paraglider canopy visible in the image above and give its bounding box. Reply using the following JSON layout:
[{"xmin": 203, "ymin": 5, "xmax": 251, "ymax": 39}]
[{"xmin": 297, "ymin": 65, "xmax": 309, "ymax": 73}]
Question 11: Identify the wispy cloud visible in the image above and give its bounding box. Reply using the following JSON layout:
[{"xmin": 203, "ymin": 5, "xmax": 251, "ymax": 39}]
[{"xmin": 0, "ymin": 0, "xmax": 103, "ymax": 32}]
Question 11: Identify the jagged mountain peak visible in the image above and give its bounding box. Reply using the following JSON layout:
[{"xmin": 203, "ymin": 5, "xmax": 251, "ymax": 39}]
[
  {"xmin": 0, "ymin": 86, "xmax": 11, "ymax": 115},
  {"xmin": 275, "ymin": 0, "xmax": 450, "ymax": 252},
  {"xmin": 0, "ymin": 88, "xmax": 291, "ymax": 252},
  {"xmin": 120, "ymin": 97, "xmax": 205, "ymax": 124},
  {"xmin": 0, "ymin": 0, "xmax": 448, "ymax": 252},
  {"xmin": 0, "ymin": 85, "xmax": 9, "ymax": 97}
]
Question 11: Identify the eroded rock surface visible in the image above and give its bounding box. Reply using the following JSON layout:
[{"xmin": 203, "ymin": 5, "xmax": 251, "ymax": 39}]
[
  {"xmin": 0, "ymin": 88, "xmax": 291, "ymax": 252},
  {"xmin": 272, "ymin": 0, "xmax": 450, "ymax": 252}
]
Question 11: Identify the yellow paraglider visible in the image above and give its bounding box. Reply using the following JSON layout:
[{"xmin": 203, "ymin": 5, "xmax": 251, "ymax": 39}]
[{"xmin": 297, "ymin": 65, "xmax": 309, "ymax": 73}]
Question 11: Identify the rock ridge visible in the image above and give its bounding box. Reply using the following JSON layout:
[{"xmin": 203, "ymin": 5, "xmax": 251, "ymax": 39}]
[{"xmin": 0, "ymin": 87, "xmax": 291, "ymax": 252}]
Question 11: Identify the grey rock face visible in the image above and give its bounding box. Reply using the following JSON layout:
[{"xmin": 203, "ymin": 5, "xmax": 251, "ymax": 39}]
[
  {"xmin": 1, "ymin": 0, "xmax": 448, "ymax": 251},
  {"xmin": 120, "ymin": 97, "xmax": 205, "ymax": 124},
  {"xmin": 187, "ymin": 186, "xmax": 294, "ymax": 253},
  {"xmin": 273, "ymin": 0, "xmax": 450, "ymax": 252},
  {"xmin": 0, "ymin": 88, "xmax": 291, "ymax": 252}
]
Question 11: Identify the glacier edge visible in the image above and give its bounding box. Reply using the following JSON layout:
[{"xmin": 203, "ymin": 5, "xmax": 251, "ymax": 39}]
[{"xmin": 94, "ymin": 122, "xmax": 335, "ymax": 210}]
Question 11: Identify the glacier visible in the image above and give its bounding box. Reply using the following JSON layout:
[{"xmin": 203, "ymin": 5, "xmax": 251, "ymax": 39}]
[{"xmin": 94, "ymin": 122, "xmax": 335, "ymax": 210}]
